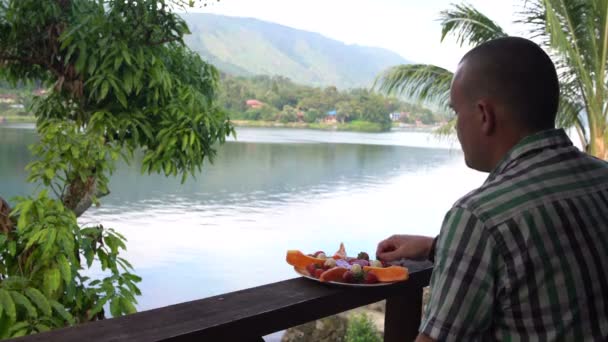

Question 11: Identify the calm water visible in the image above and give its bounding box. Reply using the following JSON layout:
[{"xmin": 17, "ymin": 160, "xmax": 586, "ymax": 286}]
[{"xmin": 0, "ymin": 124, "xmax": 486, "ymax": 311}]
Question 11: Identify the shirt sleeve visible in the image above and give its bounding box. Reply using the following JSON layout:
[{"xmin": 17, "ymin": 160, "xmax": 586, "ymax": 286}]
[{"xmin": 419, "ymin": 206, "xmax": 497, "ymax": 341}]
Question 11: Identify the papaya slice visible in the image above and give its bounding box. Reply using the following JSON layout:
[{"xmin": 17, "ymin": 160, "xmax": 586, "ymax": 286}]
[
  {"xmin": 319, "ymin": 267, "xmax": 348, "ymax": 282},
  {"xmin": 286, "ymin": 250, "xmax": 325, "ymax": 269},
  {"xmin": 363, "ymin": 265, "xmax": 409, "ymax": 282}
]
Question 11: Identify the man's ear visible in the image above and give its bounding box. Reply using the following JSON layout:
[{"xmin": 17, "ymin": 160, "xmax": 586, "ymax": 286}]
[{"xmin": 477, "ymin": 100, "xmax": 496, "ymax": 136}]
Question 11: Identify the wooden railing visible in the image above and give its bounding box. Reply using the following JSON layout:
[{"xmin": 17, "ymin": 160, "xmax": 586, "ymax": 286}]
[{"xmin": 11, "ymin": 261, "xmax": 432, "ymax": 342}]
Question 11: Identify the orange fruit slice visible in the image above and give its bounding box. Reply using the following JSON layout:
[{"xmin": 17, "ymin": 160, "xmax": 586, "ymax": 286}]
[
  {"xmin": 363, "ymin": 265, "xmax": 409, "ymax": 282},
  {"xmin": 332, "ymin": 242, "xmax": 347, "ymax": 259},
  {"xmin": 319, "ymin": 267, "xmax": 348, "ymax": 282},
  {"xmin": 286, "ymin": 250, "xmax": 326, "ymax": 269}
]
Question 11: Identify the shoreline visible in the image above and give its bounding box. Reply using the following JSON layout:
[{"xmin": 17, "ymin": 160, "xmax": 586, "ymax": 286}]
[
  {"xmin": 231, "ymin": 120, "xmax": 441, "ymax": 133},
  {"xmin": 0, "ymin": 117, "xmax": 441, "ymax": 134}
]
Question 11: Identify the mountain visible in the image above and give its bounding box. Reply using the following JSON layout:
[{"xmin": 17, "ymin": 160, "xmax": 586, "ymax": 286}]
[{"xmin": 180, "ymin": 13, "xmax": 410, "ymax": 89}]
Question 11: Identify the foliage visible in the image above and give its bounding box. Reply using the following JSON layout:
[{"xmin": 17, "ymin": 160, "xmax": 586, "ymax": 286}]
[
  {"xmin": 0, "ymin": 0, "xmax": 231, "ymax": 338},
  {"xmin": 346, "ymin": 314, "xmax": 382, "ymax": 342},
  {"xmin": 439, "ymin": 4, "xmax": 508, "ymax": 46},
  {"xmin": 375, "ymin": 0, "xmax": 608, "ymax": 159},
  {"xmin": 219, "ymin": 74, "xmax": 443, "ymax": 131},
  {"xmin": 374, "ymin": 64, "xmax": 453, "ymax": 114},
  {"xmin": 278, "ymin": 105, "xmax": 298, "ymax": 123}
]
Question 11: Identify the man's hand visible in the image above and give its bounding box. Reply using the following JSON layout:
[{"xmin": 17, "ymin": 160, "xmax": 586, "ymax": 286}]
[{"xmin": 375, "ymin": 234, "xmax": 435, "ymax": 262}]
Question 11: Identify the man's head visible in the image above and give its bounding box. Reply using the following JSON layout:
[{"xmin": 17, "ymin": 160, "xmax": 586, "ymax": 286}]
[{"xmin": 451, "ymin": 37, "xmax": 559, "ymax": 172}]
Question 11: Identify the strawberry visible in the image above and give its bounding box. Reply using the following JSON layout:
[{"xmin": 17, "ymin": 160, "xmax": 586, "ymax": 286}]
[
  {"xmin": 314, "ymin": 268, "xmax": 324, "ymax": 279},
  {"xmin": 364, "ymin": 272, "xmax": 379, "ymax": 284},
  {"xmin": 306, "ymin": 263, "xmax": 317, "ymax": 276},
  {"xmin": 342, "ymin": 271, "xmax": 355, "ymax": 283}
]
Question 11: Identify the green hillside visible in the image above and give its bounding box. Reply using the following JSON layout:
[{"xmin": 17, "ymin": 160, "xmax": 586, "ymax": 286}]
[{"xmin": 180, "ymin": 13, "xmax": 410, "ymax": 89}]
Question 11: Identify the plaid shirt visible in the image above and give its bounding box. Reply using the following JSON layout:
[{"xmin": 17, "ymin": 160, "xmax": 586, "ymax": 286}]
[{"xmin": 420, "ymin": 129, "xmax": 608, "ymax": 341}]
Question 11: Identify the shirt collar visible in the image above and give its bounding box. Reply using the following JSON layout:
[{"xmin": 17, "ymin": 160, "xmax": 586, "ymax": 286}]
[{"xmin": 486, "ymin": 129, "xmax": 573, "ymax": 181}]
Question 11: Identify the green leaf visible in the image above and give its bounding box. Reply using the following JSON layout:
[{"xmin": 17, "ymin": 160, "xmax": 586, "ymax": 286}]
[
  {"xmin": 84, "ymin": 248, "xmax": 95, "ymax": 268},
  {"xmin": 34, "ymin": 323, "xmax": 51, "ymax": 333},
  {"xmin": 7, "ymin": 241, "xmax": 16, "ymax": 257},
  {"xmin": 25, "ymin": 288, "xmax": 52, "ymax": 317},
  {"xmin": 116, "ymin": 89, "xmax": 128, "ymax": 108},
  {"xmin": 43, "ymin": 268, "xmax": 61, "ymax": 296},
  {"xmin": 41, "ymin": 229, "xmax": 57, "ymax": 257},
  {"xmin": 120, "ymin": 297, "xmax": 137, "ymax": 315},
  {"xmin": 99, "ymin": 80, "xmax": 110, "ymax": 100},
  {"xmin": 70, "ymin": 146, "xmax": 80, "ymax": 159},
  {"xmin": 0, "ymin": 313, "xmax": 11, "ymax": 339},
  {"xmin": 121, "ymin": 48, "xmax": 132, "ymax": 65},
  {"xmin": 0, "ymin": 290, "xmax": 15, "ymax": 323},
  {"xmin": 25, "ymin": 229, "xmax": 47, "ymax": 251},
  {"xmin": 57, "ymin": 255, "xmax": 71, "ymax": 284},
  {"xmin": 98, "ymin": 250, "xmax": 109, "ymax": 270},
  {"xmin": 10, "ymin": 291, "xmax": 37, "ymax": 319},
  {"xmin": 87, "ymin": 296, "xmax": 109, "ymax": 320},
  {"xmin": 11, "ymin": 328, "xmax": 28, "ymax": 337},
  {"xmin": 75, "ymin": 45, "xmax": 88, "ymax": 72},
  {"xmin": 103, "ymin": 235, "xmax": 119, "ymax": 254},
  {"xmin": 110, "ymin": 298, "xmax": 121, "ymax": 317},
  {"xmin": 7, "ymin": 322, "xmax": 30, "ymax": 336},
  {"xmin": 49, "ymin": 300, "xmax": 74, "ymax": 325},
  {"xmin": 123, "ymin": 273, "xmax": 142, "ymax": 283}
]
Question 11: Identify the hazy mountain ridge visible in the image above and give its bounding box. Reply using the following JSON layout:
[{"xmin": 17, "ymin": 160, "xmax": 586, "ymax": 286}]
[{"xmin": 181, "ymin": 13, "xmax": 410, "ymax": 89}]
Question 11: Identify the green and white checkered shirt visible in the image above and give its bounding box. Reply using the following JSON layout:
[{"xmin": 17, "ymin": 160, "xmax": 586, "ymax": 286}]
[{"xmin": 420, "ymin": 129, "xmax": 608, "ymax": 341}]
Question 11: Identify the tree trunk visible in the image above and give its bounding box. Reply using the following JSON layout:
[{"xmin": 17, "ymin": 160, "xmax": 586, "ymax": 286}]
[
  {"xmin": 0, "ymin": 196, "xmax": 13, "ymax": 234},
  {"xmin": 62, "ymin": 176, "xmax": 109, "ymax": 218},
  {"xmin": 588, "ymin": 130, "xmax": 608, "ymax": 160}
]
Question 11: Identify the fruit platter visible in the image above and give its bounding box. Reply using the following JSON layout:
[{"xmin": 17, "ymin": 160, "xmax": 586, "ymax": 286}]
[{"xmin": 286, "ymin": 243, "xmax": 408, "ymax": 286}]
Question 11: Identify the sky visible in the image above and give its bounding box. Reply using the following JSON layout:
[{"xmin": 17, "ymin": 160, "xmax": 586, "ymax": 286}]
[{"xmin": 192, "ymin": 0, "xmax": 527, "ymax": 71}]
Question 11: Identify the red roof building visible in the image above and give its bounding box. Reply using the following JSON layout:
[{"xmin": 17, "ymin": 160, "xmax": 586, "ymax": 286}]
[{"xmin": 246, "ymin": 99, "xmax": 264, "ymax": 109}]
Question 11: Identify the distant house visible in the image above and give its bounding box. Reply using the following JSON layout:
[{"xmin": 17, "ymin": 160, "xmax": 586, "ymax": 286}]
[
  {"xmin": 389, "ymin": 112, "xmax": 400, "ymax": 121},
  {"xmin": 246, "ymin": 99, "xmax": 264, "ymax": 109},
  {"xmin": 324, "ymin": 110, "xmax": 337, "ymax": 124},
  {"xmin": 0, "ymin": 94, "xmax": 17, "ymax": 104},
  {"xmin": 296, "ymin": 110, "xmax": 304, "ymax": 122}
]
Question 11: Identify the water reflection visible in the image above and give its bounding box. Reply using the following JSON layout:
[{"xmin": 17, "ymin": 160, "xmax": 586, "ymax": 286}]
[{"xmin": 0, "ymin": 126, "xmax": 485, "ymax": 311}]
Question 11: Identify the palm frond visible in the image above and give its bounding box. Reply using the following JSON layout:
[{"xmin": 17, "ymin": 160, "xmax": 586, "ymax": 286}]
[
  {"xmin": 373, "ymin": 64, "xmax": 453, "ymax": 111},
  {"xmin": 537, "ymin": 0, "xmax": 601, "ymax": 116},
  {"xmin": 439, "ymin": 3, "xmax": 508, "ymax": 47},
  {"xmin": 433, "ymin": 117, "xmax": 457, "ymax": 138}
]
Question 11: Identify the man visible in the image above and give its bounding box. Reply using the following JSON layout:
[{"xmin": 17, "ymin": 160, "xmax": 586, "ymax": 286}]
[{"xmin": 376, "ymin": 37, "xmax": 608, "ymax": 341}]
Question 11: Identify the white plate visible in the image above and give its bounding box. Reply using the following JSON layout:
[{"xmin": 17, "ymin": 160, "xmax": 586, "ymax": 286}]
[{"xmin": 294, "ymin": 267, "xmax": 398, "ymax": 287}]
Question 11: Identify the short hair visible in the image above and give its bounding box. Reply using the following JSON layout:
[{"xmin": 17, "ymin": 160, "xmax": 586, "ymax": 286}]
[{"xmin": 460, "ymin": 37, "xmax": 559, "ymax": 131}]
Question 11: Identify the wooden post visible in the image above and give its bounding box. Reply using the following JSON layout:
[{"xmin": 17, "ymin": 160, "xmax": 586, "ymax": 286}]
[{"xmin": 384, "ymin": 286, "xmax": 423, "ymax": 342}]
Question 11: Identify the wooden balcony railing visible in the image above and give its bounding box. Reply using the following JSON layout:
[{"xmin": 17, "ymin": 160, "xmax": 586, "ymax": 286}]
[{"xmin": 11, "ymin": 261, "xmax": 432, "ymax": 342}]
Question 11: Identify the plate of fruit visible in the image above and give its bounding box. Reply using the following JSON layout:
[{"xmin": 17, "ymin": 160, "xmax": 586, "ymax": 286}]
[{"xmin": 286, "ymin": 243, "xmax": 408, "ymax": 286}]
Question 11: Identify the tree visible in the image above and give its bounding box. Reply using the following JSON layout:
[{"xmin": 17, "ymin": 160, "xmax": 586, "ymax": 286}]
[
  {"xmin": 375, "ymin": 1, "xmax": 608, "ymax": 159},
  {"xmin": 279, "ymin": 105, "xmax": 298, "ymax": 123},
  {"xmin": 0, "ymin": 0, "xmax": 232, "ymax": 338},
  {"xmin": 303, "ymin": 108, "xmax": 321, "ymax": 123}
]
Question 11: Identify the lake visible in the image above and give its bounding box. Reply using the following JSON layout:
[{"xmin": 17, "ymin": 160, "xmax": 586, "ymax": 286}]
[{"xmin": 0, "ymin": 124, "xmax": 486, "ymax": 312}]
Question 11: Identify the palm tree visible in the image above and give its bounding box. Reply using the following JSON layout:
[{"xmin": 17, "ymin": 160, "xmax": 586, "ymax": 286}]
[{"xmin": 376, "ymin": 1, "xmax": 608, "ymax": 159}]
